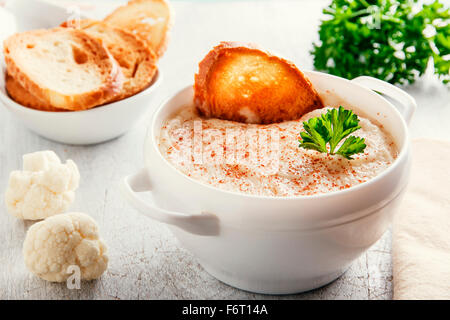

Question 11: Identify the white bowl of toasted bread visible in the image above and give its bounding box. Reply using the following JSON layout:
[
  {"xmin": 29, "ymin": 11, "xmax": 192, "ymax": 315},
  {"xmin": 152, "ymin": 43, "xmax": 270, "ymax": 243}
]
[
  {"xmin": 0, "ymin": 0, "xmax": 172, "ymax": 145},
  {"xmin": 0, "ymin": 67, "xmax": 161, "ymax": 145}
]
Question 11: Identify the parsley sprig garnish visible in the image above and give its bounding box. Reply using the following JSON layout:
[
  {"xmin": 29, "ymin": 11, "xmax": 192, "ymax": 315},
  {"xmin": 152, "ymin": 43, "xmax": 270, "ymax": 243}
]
[{"xmin": 299, "ymin": 107, "xmax": 367, "ymax": 160}]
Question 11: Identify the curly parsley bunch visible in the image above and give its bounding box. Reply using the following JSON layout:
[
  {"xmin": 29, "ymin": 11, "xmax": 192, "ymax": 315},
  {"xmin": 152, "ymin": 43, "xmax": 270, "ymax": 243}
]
[{"xmin": 311, "ymin": 0, "xmax": 449, "ymax": 85}]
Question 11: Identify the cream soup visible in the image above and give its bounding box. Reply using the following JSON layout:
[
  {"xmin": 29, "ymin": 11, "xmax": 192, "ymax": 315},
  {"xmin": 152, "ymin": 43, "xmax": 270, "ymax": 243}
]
[{"xmin": 158, "ymin": 106, "xmax": 397, "ymax": 197}]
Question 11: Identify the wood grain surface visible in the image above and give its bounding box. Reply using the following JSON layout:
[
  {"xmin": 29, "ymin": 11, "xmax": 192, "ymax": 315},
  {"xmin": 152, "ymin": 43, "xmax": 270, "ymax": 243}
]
[{"xmin": 0, "ymin": 0, "xmax": 448, "ymax": 300}]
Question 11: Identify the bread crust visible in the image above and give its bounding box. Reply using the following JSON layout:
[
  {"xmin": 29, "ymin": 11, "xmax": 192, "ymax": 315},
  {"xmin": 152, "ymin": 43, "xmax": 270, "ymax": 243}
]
[
  {"xmin": 5, "ymin": 73, "xmax": 64, "ymax": 112},
  {"xmin": 104, "ymin": 0, "xmax": 173, "ymax": 58},
  {"xmin": 62, "ymin": 19, "xmax": 158, "ymax": 101},
  {"xmin": 3, "ymin": 28, "xmax": 124, "ymax": 111},
  {"xmin": 194, "ymin": 42, "xmax": 324, "ymax": 124}
]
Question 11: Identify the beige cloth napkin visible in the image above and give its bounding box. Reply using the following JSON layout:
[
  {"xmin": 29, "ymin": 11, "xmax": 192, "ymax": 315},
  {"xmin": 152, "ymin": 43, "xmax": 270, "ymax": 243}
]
[{"xmin": 393, "ymin": 138, "xmax": 450, "ymax": 300}]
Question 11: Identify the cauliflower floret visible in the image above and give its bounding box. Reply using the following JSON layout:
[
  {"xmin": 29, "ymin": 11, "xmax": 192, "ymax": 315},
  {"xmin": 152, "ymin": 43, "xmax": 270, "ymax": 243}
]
[
  {"xmin": 5, "ymin": 151, "xmax": 80, "ymax": 220},
  {"xmin": 23, "ymin": 212, "xmax": 108, "ymax": 282}
]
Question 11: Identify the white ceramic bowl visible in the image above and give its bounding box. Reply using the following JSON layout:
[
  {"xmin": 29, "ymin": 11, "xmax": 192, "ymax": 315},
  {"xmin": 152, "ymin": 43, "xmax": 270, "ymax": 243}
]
[
  {"xmin": 0, "ymin": 70, "xmax": 162, "ymax": 145},
  {"xmin": 122, "ymin": 72, "xmax": 416, "ymax": 294}
]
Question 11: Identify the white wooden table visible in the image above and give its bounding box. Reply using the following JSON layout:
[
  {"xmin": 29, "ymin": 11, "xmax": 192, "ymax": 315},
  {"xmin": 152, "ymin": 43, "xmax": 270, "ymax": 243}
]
[{"xmin": 0, "ymin": 0, "xmax": 449, "ymax": 300}]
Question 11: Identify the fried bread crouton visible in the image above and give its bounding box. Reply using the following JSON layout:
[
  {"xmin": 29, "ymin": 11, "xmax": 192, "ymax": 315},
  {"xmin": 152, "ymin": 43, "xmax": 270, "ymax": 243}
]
[
  {"xmin": 5, "ymin": 73, "xmax": 64, "ymax": 112},
  {"xmin": 104, "ymin": 0, "xmax": 173, "ymax": 58},
  {"xmin": 4, "ymin": 28, "xmax": 123, "ymax": 111},
  {"xmin": 194, "ymin": 42, "xmax": 324, "ymax": 124},
  {"xmin": 62, "ymin": 19, "xmax": 157, "ymax": 100}
]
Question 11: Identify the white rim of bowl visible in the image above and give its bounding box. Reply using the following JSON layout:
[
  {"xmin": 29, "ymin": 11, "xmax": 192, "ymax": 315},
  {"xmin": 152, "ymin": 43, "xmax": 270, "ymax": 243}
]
[
  {"xmin": 147, "ymin": 70, "xmax": 410, "ymax": 201},
  {"xmin": 0, "ymin": 70, "xmax": 161, "ymax": 115}
]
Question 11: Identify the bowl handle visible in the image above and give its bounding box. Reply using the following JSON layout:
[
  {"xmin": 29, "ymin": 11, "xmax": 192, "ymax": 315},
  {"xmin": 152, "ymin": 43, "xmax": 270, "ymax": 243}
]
[
  {"xmin": 121, "ymin": 168, "xmax": 219, "ymax": 236},
  {"xmin": 351, "ymin": 76, "xmax": 417, "ymax": 124}
]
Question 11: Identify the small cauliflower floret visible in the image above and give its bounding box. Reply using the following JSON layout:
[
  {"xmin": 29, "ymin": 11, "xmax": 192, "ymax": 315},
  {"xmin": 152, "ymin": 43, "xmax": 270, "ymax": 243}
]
[
  {"xmin": 23, "ymin": 212, "xmax": 108, "ymax": 282},
  {"xmin": 5, "ymin": 151, "xmax": 80, "ymax": 220}
]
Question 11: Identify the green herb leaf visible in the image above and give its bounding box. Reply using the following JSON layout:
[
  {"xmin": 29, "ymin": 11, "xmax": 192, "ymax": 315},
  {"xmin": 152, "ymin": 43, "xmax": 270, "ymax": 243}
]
[
  {"xmin": 311, "ymin": 0, "xmax": 450, "ymax": 85},
  {"xmin": 336, "ymin": 136, "xmax": 367, "ymax": 160},
  {"xmin": 299, "ymin": 107, "xmax": 366, "ymax": 159},
  {"xmin": 322, "ymin": 106, "xmax": 362, "ymax": 153},
  {"xmin": 300, "ymin": 117, "xmax": 330, "ymax": 153}
]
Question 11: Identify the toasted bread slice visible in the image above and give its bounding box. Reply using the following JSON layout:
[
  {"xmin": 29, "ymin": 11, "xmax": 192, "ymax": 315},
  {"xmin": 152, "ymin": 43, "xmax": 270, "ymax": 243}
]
[
  {"xmin": 3, "ymin": 28, "xmax": 123, "ymax": 111},
  {"xmin": 5, "ymin": 73, "xmax": 64, "ymax": 112},
  {"xmin": 62, "ymin": 19, "xmax": 157, "ymax": 100},
  {"xmin": 194, "ymin": 42, "xmax": 324, "ymax": 124},
  {"xmin": 104, "ymin": 0, "xmax": 172, "ymax": 58}
]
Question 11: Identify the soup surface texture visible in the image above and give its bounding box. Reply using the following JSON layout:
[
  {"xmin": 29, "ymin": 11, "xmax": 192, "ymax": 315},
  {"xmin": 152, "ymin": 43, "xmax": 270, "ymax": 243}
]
[{"xmin": 158, "ymin": 106, "xmax": 397, "ymax": 196}]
